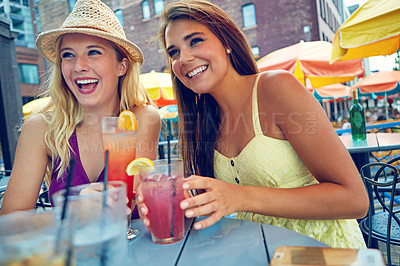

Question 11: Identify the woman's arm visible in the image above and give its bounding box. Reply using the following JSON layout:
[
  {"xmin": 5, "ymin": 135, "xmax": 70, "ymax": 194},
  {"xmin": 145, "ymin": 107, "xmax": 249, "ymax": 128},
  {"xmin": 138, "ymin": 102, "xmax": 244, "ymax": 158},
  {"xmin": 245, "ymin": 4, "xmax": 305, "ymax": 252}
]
[
  {"xmin": 0, "ymin": 116, "xmax": 49, "ymax": 215},
  {"xmin": 180, "ymin": 71, "xmax": 368, "ymax": 229},
  {"xmin": 133, "ymin": 104, "xmax": 161, "ymax": 160},
  {"xmin": 132, "ymin": 104, "xmax": 161, "ymax": 192}
]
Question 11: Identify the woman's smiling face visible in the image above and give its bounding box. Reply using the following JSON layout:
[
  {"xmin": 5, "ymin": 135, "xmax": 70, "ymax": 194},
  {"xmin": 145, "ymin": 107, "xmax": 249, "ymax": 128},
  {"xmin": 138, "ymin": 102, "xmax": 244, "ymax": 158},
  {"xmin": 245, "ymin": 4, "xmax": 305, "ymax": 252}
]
[
  {"xmin": 165, "ymin": 19, "xmax": 231, "ymax": 95},
  {"xmin": 60, "ymin": 33, "xmax": 127, "ymax": 111}
]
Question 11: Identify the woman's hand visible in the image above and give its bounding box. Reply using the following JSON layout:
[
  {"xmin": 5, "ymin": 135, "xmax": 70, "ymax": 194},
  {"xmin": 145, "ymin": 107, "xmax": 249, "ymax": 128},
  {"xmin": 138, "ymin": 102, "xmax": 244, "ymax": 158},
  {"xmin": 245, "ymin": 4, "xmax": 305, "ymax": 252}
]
[
  {"xmin": 80, "ymin": 183, "xmax": 131, "ymax": 215},
  {"xmin": 136, "ymin": 176, "xmax": 205, "ymax": 231},
  {"xmin": 180, "ymin": 175, "xmax": 244, "ymax": 230},
  {"xmin": 136, "ymin": 183, "xmax": 151, "ymax": 231}
]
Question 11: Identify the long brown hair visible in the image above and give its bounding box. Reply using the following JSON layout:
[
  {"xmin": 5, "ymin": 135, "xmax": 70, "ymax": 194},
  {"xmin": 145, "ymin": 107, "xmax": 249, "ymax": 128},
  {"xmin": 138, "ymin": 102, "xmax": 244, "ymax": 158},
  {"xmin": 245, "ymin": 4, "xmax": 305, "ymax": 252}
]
[{"xmin": 158, "ymin": 0, "xmax": 259, "ymax": 177}]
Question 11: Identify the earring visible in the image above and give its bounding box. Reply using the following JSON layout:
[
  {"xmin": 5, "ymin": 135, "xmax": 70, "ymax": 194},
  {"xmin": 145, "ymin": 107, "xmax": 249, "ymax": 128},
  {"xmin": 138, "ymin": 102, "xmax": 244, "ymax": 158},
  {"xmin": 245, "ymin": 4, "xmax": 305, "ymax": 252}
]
[{"xmin": 226, "ymin": 48, "xmax": 231, "ymax": 54}]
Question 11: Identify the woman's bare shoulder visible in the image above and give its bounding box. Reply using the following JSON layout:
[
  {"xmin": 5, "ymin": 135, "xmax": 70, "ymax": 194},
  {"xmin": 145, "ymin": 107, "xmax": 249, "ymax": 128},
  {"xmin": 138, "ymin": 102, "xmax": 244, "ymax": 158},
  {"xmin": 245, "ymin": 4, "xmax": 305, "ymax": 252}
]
[
  {"xmin": 132, "ymin": 104, "xmax": 160, "ymax": 119},
  {"xmin": 21, "ymin": 114, "xmax": 49, "ymax": 132},
  {"xmin": 132, "ymin": 104, "xmax": 161, "ymax": 128}
]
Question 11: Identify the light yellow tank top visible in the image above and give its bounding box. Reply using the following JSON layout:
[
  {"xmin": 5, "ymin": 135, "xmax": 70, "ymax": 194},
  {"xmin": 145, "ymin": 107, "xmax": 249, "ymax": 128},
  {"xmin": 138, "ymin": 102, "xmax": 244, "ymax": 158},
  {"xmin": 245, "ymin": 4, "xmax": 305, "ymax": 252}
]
[{"xmin": 214, "ymin": 73, "xmax": 366, "ymax": 249}]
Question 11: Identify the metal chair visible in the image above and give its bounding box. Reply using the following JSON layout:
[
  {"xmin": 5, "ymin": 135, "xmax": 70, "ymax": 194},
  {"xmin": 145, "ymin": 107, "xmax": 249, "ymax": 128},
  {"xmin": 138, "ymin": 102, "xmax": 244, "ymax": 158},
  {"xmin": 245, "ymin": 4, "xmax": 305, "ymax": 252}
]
[
  {"xmin": 359, "ymin": 159, "xmax": 400, "ymax": 266},
  {"xmin": 35, "ymin": 181, "xmax": 52, "ymax": 211},
  {"xmin": 371, "ymin": 126, "xmax": 400, "ymax": 163}
]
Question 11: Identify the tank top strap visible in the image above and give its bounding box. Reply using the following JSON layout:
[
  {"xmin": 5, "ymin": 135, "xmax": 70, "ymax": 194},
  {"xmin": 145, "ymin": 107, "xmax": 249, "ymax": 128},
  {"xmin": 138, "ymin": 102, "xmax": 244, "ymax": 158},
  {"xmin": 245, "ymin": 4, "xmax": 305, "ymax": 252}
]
[{"xmin": 251, "ymin": 73, "xmax": 264, "ymax": 136}]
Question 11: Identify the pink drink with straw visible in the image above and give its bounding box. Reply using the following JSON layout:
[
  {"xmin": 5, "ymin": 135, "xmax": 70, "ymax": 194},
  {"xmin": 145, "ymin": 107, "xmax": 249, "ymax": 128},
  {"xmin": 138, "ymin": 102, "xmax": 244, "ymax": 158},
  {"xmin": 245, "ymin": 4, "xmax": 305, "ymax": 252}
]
[{"xmin": 140, "ymin": 160, "xmax": 185, "ymax": 244}]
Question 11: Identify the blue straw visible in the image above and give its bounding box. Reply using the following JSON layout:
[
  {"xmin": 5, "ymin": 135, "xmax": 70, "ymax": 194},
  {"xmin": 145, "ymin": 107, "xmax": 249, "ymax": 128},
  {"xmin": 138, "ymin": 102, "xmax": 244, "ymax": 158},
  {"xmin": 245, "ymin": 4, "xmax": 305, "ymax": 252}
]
[
  {"xmin": 60, "ymin": 158, "xmax": 76, "ymax": 221},
  {"xmin": 103, "ymin": 150, "xmax": 109, "ymax": 208},
  {"xmin": 100, "ymin": 150, "xmax": 109, "ymax": 266},
  {"xmin": 56, "ymin": 157, "xmax": 75, "ymax": 266}
]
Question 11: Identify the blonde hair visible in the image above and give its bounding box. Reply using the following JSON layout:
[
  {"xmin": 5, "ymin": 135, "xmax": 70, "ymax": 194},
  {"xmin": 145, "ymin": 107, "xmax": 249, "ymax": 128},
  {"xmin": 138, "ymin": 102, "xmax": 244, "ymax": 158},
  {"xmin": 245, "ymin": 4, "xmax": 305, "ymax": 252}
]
[{"xmin": 29, "ymin": 37, "xmax": 151, "ymax": 186}]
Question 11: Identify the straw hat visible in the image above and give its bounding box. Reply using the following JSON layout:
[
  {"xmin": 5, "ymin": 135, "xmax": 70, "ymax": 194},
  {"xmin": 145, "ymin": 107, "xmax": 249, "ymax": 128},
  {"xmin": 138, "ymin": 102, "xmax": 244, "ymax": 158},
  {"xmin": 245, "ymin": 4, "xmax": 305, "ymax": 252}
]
[{"xmin": 35, "ymin": 0, "xmax": 143, "ymax": 65}]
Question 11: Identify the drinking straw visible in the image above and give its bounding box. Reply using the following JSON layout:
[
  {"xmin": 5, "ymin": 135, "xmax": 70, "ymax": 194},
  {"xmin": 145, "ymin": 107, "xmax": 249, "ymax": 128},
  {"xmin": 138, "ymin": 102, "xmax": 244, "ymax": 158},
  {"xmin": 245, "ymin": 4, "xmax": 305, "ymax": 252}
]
[
  {"xmin": 60, "ymin": 158, "xmax": 76, "ymax": 221},
  {"xmin": 55, "ymin": 157, "xmax": 75, "ymax": 266},
  {"xmin": 100, "ymin": 150, "xmax": 109, "ymax": 266},
  {"xmin": 168, "ymin": 136, "xmax": 175, "ymax": 237},
  {"xmin": 167, "ymin": 136, "xmax": 171, "ymax": 173},
  {"xmin": 103, "ymin": 150, "xmax": 109, "ymax": 208}
]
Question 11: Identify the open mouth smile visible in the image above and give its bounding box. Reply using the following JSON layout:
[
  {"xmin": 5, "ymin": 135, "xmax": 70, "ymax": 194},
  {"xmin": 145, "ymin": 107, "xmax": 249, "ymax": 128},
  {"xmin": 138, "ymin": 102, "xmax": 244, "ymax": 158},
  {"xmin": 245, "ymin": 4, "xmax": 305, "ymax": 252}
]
[
  {"xmin": 75, "ymin": 79, "xmax": 99, "ymax": 94},
  {"xmin": 187, "ymin": 66, "xmax": 208, "ymax": 78}
]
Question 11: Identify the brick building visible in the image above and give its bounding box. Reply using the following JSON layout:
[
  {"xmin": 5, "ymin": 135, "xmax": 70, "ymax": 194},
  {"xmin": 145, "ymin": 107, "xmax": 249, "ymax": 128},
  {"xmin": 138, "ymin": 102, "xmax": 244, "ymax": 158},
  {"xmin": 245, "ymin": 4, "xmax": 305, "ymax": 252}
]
[
  {"xmin": 119, "ymin": 0, "xmax": 346, "ymax": 73},
  {"xmin": 1, "ymin": 0, "xmax": 347, "ymax": 99}
]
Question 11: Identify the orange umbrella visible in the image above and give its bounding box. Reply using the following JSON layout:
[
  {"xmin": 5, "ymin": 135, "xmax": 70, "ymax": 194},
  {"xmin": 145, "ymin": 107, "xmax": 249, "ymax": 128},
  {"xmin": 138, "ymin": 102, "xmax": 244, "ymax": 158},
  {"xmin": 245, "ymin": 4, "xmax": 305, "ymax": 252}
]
[
  {"xmin": 314, "ymin": 83, "xmax": 351, "ymax": 100},
  {"xmin": 257, "ymin": 41, "xmax": 364, "ymax": 88},
  {"xmin": 351, "ymin": 71, "xmax": 400, "ymax": 120},
  {"xmin": 139, "ymin": 71, "xmax": 176, "ymax": 107},
  {"xmin": 351, "ymin": 71, "xmax": 400, "ymax": 95}
]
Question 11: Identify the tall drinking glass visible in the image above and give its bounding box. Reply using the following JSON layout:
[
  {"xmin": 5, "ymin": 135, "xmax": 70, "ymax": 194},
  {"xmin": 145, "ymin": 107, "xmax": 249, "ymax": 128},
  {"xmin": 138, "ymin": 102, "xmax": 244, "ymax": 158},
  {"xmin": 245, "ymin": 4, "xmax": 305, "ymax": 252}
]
[
  {"xmin": 0, "ymin": 210, "xmax": 70, "ymax": 266},
  {"xmin": 53, "ymin": 181, "xmax": 128, "ymax": 265},
  {"xmin": 139, "ymin": 159, "xmax": 185, "ymax": 244},
  {"xmin": 102, "ymin": 116, "xmax": 138, "ymax": 240}
]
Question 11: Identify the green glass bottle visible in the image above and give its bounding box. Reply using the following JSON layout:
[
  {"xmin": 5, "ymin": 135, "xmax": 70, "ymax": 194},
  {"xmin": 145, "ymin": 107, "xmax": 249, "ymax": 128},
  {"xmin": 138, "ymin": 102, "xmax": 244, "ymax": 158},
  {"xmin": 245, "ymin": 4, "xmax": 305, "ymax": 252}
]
[{"xmin": 349, "ymin": 89, "xmax": 366, "ymax": 141}]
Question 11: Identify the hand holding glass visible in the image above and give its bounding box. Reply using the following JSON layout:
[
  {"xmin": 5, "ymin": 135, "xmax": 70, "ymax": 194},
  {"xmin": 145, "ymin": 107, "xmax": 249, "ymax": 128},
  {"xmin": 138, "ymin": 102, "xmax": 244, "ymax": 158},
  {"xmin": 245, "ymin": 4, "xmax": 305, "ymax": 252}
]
[{"xmin": 139, "ymin": 159, "xmax": 185, "ymax": 244}]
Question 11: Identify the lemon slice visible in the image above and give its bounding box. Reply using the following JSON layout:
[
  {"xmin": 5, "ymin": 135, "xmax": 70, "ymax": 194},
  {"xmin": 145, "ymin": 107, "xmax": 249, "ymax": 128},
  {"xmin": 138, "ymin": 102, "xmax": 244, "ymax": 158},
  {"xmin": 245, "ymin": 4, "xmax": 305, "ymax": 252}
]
[
  {"xmin": 126, "ymin": 157, "xmax": 154, "ymax": 176},
  {"xmin": 118, "ymin": 110, "xmax": 137, "ymax": 131}
]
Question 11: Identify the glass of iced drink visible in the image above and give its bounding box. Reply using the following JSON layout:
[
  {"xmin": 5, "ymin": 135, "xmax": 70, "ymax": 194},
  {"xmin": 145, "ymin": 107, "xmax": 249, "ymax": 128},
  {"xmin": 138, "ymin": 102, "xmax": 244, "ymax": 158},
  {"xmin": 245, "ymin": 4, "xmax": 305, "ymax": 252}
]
[
  {"xmin": 52, "ymin": 181, "xmax": 128, "ymax": 266},
  {"xmin": 0, "ymin": 210, "xmax": 70, "ymax": 266},
  {"xmin": 102, "ymin": 115, "xmax": 138, "ymax": 240},
  {"xmin": 139, "ymin": 159, "xmax": 185, "ymax": 244}
]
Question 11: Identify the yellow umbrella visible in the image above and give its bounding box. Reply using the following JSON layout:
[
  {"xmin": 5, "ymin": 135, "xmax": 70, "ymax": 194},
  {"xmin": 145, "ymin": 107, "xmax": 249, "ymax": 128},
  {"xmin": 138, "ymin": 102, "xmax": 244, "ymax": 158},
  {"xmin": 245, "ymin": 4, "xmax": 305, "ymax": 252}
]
[
  {"xmin": 331, "ymin": 0, "xmax": 400, "ymax": 63},
  {"xmin": 139, "ymin": 71, "xmax": 176, "ymax": 107},
  {"xmin": 22, "ymin": 97, "xmax": 50, "ymax": 118}
]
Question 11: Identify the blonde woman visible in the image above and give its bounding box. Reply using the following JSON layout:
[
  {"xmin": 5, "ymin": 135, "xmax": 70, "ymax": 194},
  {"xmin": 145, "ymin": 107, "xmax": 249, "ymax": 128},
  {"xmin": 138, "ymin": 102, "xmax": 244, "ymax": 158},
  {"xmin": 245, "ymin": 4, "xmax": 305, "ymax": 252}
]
[{"xmin": 1, "ymin": 0, "xmax": 161, "ymax": 214}]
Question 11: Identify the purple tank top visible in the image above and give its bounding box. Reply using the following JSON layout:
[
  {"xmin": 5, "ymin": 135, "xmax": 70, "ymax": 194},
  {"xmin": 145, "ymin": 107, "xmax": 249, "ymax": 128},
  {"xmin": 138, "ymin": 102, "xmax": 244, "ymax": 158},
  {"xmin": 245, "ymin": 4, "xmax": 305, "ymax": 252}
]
[{"xmin": 48, "ymin": 129, "xmax": 104, "ymax": 205}]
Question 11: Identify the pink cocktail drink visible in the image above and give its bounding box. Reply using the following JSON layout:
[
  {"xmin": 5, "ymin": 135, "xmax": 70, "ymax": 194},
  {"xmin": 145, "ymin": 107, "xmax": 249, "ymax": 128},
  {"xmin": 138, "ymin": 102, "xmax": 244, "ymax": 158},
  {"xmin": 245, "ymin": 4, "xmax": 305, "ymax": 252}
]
[
  {"xmin": 102, "ymin": 123, "xmax": 137, "ymax": 208},
  {"xmin": 142, "ymin": 175, "xmax": 185, "ymax": 243},
  {"xmin": 140, "ymin": 160, "xmax": 185, "ymax": 244}
]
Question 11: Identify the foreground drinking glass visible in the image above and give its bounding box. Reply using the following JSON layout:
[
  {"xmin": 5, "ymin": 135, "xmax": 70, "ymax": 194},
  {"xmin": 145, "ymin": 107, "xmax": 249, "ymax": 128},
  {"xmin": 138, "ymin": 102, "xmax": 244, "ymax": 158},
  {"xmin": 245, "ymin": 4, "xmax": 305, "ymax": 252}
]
[
  {"xmin": 0, "ymin": 210, "xmax": 70, "ymax": 266},
  {"xmin": 102, "ymin": 116, "xmax": 138, "ymax": 240},
  {"xmin": 139, "ymin": 159, "xmax": 185, "ymax": 244},
  {"xmin": 53, "ymin": 181, "xmax": 128, "ymax": 266}
]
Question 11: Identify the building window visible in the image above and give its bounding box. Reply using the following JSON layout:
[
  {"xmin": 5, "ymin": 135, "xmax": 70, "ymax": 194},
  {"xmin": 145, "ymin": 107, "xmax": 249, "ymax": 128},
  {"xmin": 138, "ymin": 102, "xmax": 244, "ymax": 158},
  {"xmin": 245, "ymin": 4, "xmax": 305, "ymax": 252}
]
[
  {"xmin": 251, "ymin": 46, "xmax": 260, "ymax": 59},
  {"xmin": 34, "ymin": 7, "xmax": 41, "ymax": 32},
  {"xmin": 68, "ymin": 0, "xmax": 76, "ymax": 12},
  {"xmin": 18, "ymin": 64, "xmax": 39, "ymax": 84},
  {"xmin": 154, "ymin": 0, "xmax": 164, "ymax": 16},
  {"xmin": 142, "ymin": 0, "xmax": 150, "ymax": 19},
  {"xmin": 115, "ymin": 9, "xmax": 124, "ymax": 26},
  {"xmin": 242, "ymin": 4, "xmax": 256, "ymax": 28}
]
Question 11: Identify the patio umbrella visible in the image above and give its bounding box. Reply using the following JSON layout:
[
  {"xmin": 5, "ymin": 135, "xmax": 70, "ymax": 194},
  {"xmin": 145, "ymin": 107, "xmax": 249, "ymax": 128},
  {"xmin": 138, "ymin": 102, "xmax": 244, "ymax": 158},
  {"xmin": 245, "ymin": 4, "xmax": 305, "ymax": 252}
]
[
  {"xmin": 22, "ymin": 97, "xmax": 50, "ymax": 118},
  {"xmin": 351, "ymin": 71, "xmax": 400, "ymax": 119},
  {"xmin": 351, "ymin": 71, "xmax": 400, "ymax": 96},
  {"xmin": 313, "ymin": 83, "xmax": 351, "ymax": 120},
  {"xmin": 331, "ymin": 0, "xmax": 400, "ymax": 63},
  {"xmin": 139, "ymin": 71, "xmax": 176, "ymax": 107},
  {"xmin": 313, "ymin": 83, "xmax": 351, "ymax": 101},
  {"xmin": 257, "ymin": 41, "xmax": 364, "ymax": 88}
]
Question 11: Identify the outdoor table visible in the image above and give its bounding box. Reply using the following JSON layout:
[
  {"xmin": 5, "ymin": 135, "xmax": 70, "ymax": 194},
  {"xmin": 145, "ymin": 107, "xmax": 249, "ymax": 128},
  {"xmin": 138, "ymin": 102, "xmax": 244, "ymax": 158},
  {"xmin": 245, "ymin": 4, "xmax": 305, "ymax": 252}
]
[
  {"xmin": 126, "ymin": 216, "xmax": 328, "ymax": 265},
  {"xmin": 339, "ymin": 132, "xmax": 400, "ymax": 171}
]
